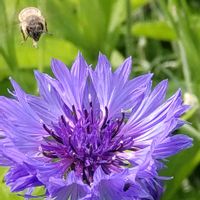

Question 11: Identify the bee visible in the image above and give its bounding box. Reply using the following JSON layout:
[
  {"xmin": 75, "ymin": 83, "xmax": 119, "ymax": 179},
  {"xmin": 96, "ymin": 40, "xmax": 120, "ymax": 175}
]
[{"xmin": 18, "ymin": 7, "xmax": 48, "ymax": 47}]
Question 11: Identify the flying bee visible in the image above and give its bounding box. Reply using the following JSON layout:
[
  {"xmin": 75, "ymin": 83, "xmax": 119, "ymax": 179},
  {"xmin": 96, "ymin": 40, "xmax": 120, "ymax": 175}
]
[{"xmin": 18, "ymin": 7, "xmax": 48, "ymax": 47}]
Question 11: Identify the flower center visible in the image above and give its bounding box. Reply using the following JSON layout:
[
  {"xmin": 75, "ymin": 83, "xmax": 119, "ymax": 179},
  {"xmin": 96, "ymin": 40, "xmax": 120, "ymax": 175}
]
[{"xmin": 41, "ymin": 105, "xmax": 134, "ymax": 185}]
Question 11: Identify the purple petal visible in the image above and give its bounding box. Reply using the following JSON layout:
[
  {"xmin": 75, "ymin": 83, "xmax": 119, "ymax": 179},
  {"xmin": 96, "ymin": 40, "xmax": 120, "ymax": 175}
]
[
  {"xmin": 92, "ymin": 167, "xmax": 151, "ymax": 200},
  {"xmin": 153, "ymin": 134, "xmax": 193, "ymax": 159},
  {"xmin": 48, "ymin": 172, "xmax": 90, "ymax": 200},
  {"xmin": 5, "ymin": 164, "xmax": 42, "ymax": 192},
  {"xmin": 51, "ymin": 54, "xmax": 88, "ymax": 111}
]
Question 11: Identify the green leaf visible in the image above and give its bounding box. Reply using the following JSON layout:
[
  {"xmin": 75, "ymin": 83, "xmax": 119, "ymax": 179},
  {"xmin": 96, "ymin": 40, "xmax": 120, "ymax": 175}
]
[
  {"xmin": 130, "ymin": 0, "xmax": 151, "ymax": 10},
  {"xmin": 16, "ymin": 36, "xmax": 78, "ymax": 70},
  {"xmin": 110, "ymin": 50, "xmax": 125, "ymax": 69},
  {"xmin": 132, "ymin": 21, "xmax": 177, "ymax": 41},
  {"xmin": 46, "ymin": 0, "xmax": 125, "ymax": 60},
  {"xmin": 0, "ymin": 56, "xmax": 11, "ymax": 81},
  {"xmin": 161, "ymin": 138, "xmax": 200, "ymax": 200},
  {"xmin": 0, "ymin": 168, "xmax": 21, "ymax": 200}
]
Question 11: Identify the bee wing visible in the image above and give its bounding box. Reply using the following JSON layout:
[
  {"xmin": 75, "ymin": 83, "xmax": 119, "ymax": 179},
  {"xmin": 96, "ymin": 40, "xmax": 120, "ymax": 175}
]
[
  {"xmin": 18, "ymin": 7, "xmax": 42, "ymax": 22},
  {"xmin": 20, "ymin": 27, "xmax": 28, "ymax": 41}
]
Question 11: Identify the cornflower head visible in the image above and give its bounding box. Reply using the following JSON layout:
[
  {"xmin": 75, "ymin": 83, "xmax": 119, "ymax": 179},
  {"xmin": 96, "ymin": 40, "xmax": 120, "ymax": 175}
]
[{"xmin": 0, "ymin": 53, "xmax": 192, "ymax": 200}]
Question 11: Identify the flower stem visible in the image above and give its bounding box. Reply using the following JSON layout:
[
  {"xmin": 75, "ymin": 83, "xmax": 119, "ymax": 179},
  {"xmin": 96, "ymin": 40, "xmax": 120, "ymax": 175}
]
[
  {"xmin": 125, "ymin": 0, "xmax": 132, "ymax": 56},
  {"xmin": 181, "ymin": 124, "xmax": 200, "ymax": 141},
  {"xmin": 178, "ymin": 41, "xmax": 193, "ymax": 93}
]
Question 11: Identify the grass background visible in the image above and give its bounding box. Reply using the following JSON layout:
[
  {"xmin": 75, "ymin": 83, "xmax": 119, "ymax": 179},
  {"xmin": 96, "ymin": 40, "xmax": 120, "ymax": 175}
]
[{"xmin": 0, "ymin": 0, "xmax": 200, "ymax": 199}]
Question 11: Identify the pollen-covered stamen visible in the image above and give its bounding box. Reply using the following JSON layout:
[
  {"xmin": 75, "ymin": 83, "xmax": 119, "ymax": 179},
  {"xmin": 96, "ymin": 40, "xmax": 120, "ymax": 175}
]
[
  {"xmin": 84, "ymin": 109, "xmax": 88, "ymax": 119},
  {"xmin": 41, "ymin": 105, "xmax": 138, "ymax": 185},
  {"xmin": 83, "ymin": 167, "xmax": 94, "ymax": 185},
  {"xmin": 112, "ymin": 112, "xmax": 125, "ymax": 138},
  {"xmin": 84, "ymin": 109, "xmax": 90, "ymax": 133},
  {"xmin": 43, "ymin": 124, "xmax": 63, "ymax": 144},
  {"xmin": 61, "ymin": 115, "xmax": 67, "ymax": 126},
  {"xmin": 68, "ymin": 135, "xmax": 77, "ymax": 154},
  {"xmin": 115, "ymin": 140, "xmax": 124, "ymax": 151},
  {"xmin": 42, "ymin": 151, "xmax": 58, "ymax": 159},
  {"xmin": 89, "ymin": 102, "xmax": 95, "ymax": 124},
  {"xmin": 120, "ymin": 137, "xmax": 135, "ymax": 150},
  {"xmin": 72, "ymin": 105, "xmax": 78, "ymax": 122}
]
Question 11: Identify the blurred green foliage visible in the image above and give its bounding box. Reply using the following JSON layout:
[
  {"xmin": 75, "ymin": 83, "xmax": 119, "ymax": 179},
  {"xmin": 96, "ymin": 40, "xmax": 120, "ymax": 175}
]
[{"xmin": 0, "ymin": 0, "xmax": 200, "ymax": 199}]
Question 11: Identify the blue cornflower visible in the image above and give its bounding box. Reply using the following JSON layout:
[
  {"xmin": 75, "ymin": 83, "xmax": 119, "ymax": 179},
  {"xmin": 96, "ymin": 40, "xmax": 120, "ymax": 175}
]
[{"xmin": 0, "ymin": 53, "xmax": 192, "ymax": 199}]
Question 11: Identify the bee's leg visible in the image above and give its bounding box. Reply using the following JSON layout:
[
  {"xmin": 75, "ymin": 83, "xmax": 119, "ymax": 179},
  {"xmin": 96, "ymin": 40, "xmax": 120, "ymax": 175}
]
[
  {"xmin": 33, "ymin": 40, "xmax": 38, "ymax": 48},
  {"xmin": 45, "ymin": 21, "xmax": 48, "ymax": 33},
  {"xmin": 20, "ymin": 28, "xmax": 28, "ymax": 41},
  {"xmin": 44, "ymin": 22, "xmax": 53, "ymax": 35}
]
